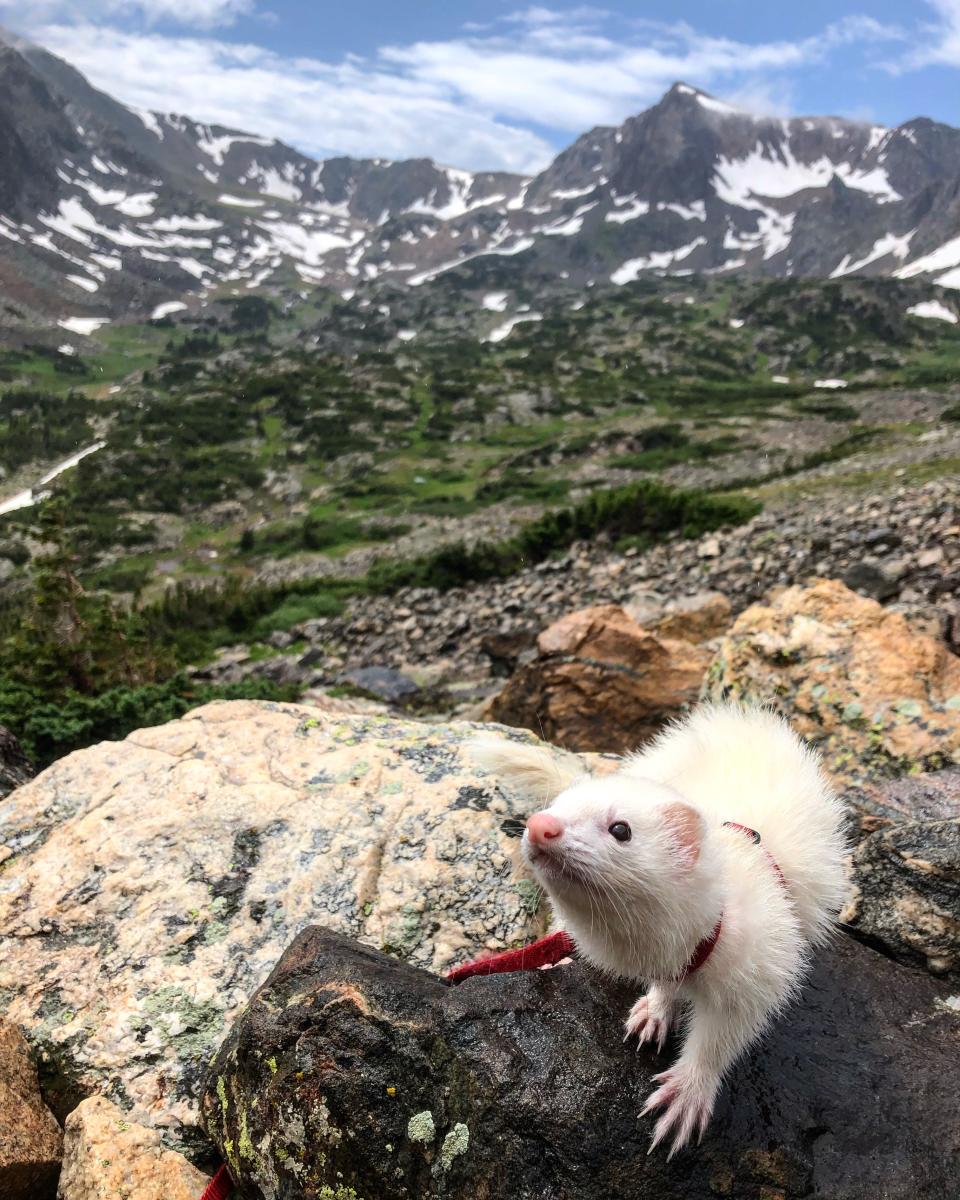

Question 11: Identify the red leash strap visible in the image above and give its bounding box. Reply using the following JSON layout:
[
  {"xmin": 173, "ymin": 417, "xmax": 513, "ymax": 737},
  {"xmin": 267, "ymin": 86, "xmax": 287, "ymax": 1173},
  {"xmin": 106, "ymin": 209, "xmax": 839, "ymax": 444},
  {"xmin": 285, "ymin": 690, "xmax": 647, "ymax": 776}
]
[
  {"xmin": 446, "ymin": 930, "xmax": 576, "ymax": 983},
  {"xmin": 200, "ymin": 1163, "xmax": 233, "ymax": 1200}
]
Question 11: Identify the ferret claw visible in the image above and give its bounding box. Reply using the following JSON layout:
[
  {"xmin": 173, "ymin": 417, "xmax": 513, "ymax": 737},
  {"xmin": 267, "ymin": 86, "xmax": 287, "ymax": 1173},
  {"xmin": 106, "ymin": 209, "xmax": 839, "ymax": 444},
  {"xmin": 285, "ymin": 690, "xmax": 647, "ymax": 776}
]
[
  {"xmin": 624, "ymin": 992, "xmax": 672, "ymax": 1053},
  {"xmin": 642, "ymin": 1065, "xmax": 716, "ymax": 1158}
]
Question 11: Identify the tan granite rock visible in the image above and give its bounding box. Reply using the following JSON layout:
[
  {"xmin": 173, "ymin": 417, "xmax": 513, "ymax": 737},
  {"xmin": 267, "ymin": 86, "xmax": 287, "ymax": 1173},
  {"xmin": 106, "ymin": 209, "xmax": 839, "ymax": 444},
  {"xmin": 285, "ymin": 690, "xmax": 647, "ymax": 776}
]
[
  {"xmin": 486, "ymin": 604, "xmax": 710, "ymax": 753},
  {"xmin": 57, "ymin": 1096, "xmax": 209, "ymax": 1200},
  {"xmin": 706, "ymin": 579, "xmax": 960, "ymax": 788},
  {"xmin": 0, "ymin": 1019, "xmax": 62, "ymax": 1199},
  {"xmin": 0, "ymin": 702, "xmax": 557, "ymax": 1153}
]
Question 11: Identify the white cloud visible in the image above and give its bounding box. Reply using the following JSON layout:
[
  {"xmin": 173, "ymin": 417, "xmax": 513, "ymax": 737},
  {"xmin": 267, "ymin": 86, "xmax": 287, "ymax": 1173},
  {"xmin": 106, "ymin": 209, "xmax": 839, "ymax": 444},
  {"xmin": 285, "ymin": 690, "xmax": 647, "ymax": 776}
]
[
  {"xmin": 0, "ymin": 0, "xmax": 252, "ymax": 27},
  {"xmin": 29, "ymin": 23, "xmax": 554, "ymax": 173},
  {"xmin": 899, "ymin": 0, "xmax": 960, "ymax": 68},
  {"xmin": 381, "ymin": 13, "xmax": 901, "ymax": 133},
  {"xmin": 7, "ymin": 6, "xmax": 909, "ymax": 173}
]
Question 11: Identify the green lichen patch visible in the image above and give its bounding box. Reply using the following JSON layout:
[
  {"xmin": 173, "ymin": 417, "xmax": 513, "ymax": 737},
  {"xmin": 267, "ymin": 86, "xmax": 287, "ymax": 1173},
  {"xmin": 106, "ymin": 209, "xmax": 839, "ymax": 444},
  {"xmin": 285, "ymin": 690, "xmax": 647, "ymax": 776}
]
[
  {"xmin": 238, "ymin": 1109, "xmax": 256, "ymax": 1161},
  {"xmin": 139, "ymin": 985, "xmax": 225, "ymax": 1061},
  {"xmin": 439, "ymin": 1122, "xmax": 470, "ymax": 1171},
  {"xmin": 407, "ymin": 1109, "xmax": 436, "ymax": 1144}
]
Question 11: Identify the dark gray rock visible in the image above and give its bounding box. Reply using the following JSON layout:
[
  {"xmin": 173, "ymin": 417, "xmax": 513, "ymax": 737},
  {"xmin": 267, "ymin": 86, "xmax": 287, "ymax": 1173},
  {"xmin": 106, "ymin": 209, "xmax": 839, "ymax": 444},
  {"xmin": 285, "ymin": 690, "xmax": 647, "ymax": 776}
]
[
  {"xmin": 201, "ymin": 926, "xmax": 960, "ymax": 1200},
  {"xmin": 0, "ymin": 726, "xmax": 32, "ymax": 800},
  {"xmin": 842, "ymin": 561, "xmax": 900, "ymax": 601},
  {"xmin": 845, "ymin": 768, "xmax": 960, "ymax": 974},
  {"xmin": 340, "ymin": 665, "xmax": 422, "ymax": 706}
]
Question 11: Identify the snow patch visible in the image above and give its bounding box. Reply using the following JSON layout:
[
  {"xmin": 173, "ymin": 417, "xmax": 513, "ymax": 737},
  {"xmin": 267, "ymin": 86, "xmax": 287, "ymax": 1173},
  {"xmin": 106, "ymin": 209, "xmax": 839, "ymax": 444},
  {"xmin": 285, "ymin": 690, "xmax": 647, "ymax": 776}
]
[
  {"xmin": 895, "ymin": 234, "xmax": 960, "ymax": 279},
  {"xmin": 605, "ymin": 197, "xmax": 650, "ymax": 224},
  {"xmin": 611, "ymin": 238, "xmax": 707, "ymax": 284},
  {"xmin": 906, "ymin": 299, "xmax": 957, "ymax": 324},
  {"xmin": 485, "ymin": 313, "xmax": 543, "ymax": 343},
  {"xmin": 0, "ymin": 441, "xmax": 107, "ymax": 517},
  {"xmin": 715, "ymin": 142, "xmax": 901, "ymax": 206},
  {"xmin": 482, "ymin": 292, "xmax": 509, "ymax": 312},
  {"xmin": 218, "ymin": 195, "xmax": 264, "ymax": 207},
  {"xmin": 813, "ymin": 378, "xmax": 848, "ymax": 389},
  {"xmin": 133, "ymin": 108, "xmax": 164, "ymax": 139},
  {"xmin": 697, "ymin": 93, "xmax": 742, "ymax": 117},
  {"xmin": 196, "ymin": 129, "xmax": 274, "ymax": 166},
  {"xmin": 67, "ymin": 274, "xmax": 99, "ymax": 293},
  {"xmin": 57, "ymin": 316, "xmax": 108, "ymax": 335},
  {"xmin": 551, "ymin": 184, "xmax": 596, "ymax": 200},
  {"xmin": 831, "ymin": 230, "xmax": 914, "ymax": 277},
  {"xmin": 151, "ymin": 301, "xmax": 188, "ymax": 320}
]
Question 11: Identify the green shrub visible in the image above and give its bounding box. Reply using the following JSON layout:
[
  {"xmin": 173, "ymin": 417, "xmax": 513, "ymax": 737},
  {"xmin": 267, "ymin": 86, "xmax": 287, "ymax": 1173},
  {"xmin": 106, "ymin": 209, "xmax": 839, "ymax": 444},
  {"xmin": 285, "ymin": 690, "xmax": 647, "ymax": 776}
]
[
  {"xmin": 942, "ymin": 404, "xmax": 960, "ymax": 422},
  {"xmin": 251, "ymin": 592, "xmax": 345, "ymax": 638},
  {"xmin": 366, "ymin": 480, "xmax": 759, "ymax": 593},
  {"xmin": 0, "ymin": 674, "xmax": 298, "ymax": 769}
]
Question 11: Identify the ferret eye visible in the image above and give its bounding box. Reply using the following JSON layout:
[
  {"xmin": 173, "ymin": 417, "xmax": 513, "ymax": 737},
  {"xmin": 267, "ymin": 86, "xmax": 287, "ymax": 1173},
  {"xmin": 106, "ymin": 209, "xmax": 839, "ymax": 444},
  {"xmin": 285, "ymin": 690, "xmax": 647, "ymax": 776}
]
[{"xmin": 608, "ymin": 821, "xmax": 631, "ymax": 843}]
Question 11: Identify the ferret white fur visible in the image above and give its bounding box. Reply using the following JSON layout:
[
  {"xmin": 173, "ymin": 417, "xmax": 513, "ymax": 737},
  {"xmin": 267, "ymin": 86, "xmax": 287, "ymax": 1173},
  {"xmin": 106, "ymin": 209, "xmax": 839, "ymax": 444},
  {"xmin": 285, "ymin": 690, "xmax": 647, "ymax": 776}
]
[{"xmin": 474, "ymin": 704, "xmax": 848, "ymax": 1156}]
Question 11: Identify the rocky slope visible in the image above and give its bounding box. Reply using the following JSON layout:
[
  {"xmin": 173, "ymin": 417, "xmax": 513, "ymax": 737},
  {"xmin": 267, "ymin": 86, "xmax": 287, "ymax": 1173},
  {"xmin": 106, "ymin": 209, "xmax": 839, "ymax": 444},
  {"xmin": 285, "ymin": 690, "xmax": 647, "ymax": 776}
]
[
  {"xmin": 4, "ymin": 27, "xmax": 960, "ymax": 334},
  {"xmin": 199, "ymin": 476, "xmax": 960, "ymax": 719}
]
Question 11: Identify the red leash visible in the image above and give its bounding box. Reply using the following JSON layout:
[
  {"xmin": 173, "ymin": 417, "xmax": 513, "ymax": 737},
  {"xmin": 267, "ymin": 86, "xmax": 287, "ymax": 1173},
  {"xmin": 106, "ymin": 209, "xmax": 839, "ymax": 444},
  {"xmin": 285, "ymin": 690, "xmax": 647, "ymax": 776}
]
[
  {"xmin": 446, "ymin": 930, "xmax": 576, "ymax": 982},
  {"xmin": 200, "ymin": 1164, "xmax": 233, "ymax": 1200}
]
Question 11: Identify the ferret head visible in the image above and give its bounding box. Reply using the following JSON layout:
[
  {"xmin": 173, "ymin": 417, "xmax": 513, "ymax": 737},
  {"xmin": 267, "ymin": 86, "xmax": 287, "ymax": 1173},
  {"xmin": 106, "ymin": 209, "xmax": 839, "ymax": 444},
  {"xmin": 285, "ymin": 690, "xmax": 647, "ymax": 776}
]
[
  {"xmin": 469, "ymin": 734, "xmax": 718, "ymax": 975},
  {"xmin": 521, "ymin": 775, "xmax": 707, "ymax": 911}
]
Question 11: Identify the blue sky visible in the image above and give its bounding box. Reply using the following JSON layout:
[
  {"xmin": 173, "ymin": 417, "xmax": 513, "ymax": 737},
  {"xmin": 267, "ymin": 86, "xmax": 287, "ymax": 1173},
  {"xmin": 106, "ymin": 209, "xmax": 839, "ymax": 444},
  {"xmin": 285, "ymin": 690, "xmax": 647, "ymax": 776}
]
[{"xmin": 4, "ymin": 2, "xmax": 960, "ymax": 173}]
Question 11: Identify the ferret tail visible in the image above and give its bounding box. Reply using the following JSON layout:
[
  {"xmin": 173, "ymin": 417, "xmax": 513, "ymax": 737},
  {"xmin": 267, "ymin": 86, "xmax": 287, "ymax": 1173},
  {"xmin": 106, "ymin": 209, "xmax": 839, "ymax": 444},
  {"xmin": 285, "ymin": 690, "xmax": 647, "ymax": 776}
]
[{"xmin": 466, "ymin": 734, "xmax": 586, "ymax": 804}]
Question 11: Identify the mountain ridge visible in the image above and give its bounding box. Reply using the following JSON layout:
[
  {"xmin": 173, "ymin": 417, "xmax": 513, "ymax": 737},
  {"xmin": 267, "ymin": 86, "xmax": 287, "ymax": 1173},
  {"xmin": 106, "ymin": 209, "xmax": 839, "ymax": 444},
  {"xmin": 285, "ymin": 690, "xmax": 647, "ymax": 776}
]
[{"xmin": 2, "ymin": 28, "xmax": 960, "ymax": 341}]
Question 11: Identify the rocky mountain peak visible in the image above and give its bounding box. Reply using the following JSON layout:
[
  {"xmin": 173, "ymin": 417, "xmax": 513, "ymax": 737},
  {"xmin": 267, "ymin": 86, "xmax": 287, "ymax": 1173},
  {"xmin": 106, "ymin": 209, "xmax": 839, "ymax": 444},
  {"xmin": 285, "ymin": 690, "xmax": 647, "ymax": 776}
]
[{"xmin": 2, "ymin": 33, "xmax": 960, "ymax": 332}]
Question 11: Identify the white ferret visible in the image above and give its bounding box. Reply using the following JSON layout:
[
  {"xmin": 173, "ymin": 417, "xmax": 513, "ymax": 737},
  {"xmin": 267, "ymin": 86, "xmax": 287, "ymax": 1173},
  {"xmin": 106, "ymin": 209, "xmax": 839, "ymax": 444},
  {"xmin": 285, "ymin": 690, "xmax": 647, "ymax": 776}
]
[{"xmin": 474, "ymin": 704, "xmax": 848, "ymax": 1156}]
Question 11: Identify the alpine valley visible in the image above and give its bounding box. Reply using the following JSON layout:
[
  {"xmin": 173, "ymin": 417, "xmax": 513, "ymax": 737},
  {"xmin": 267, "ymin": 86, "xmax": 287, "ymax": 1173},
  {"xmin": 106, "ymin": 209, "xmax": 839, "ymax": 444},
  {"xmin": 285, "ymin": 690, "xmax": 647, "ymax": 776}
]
[{"xmin": 0, "ymin": 26, "xmax": 958, "ymax": 770}]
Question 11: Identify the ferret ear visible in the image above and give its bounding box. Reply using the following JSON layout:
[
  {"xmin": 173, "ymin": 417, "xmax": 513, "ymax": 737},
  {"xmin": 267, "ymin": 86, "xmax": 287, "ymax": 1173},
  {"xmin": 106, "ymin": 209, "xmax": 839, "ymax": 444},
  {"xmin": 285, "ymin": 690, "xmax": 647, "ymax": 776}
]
[
  {"xmin": 467, "ymin": 736, "xmax": 585, "ymax": 804},
  {"xmin": 661, "ymin": 801, "xmax": 705, "ymax": 869}
]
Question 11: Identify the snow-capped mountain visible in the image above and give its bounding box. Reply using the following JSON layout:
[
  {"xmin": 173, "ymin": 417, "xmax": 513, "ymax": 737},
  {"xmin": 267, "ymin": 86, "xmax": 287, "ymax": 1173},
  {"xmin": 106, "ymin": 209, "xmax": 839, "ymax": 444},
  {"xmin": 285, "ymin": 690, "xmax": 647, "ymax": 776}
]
[{"xmin": 3, "ymin": 27, "xmax": 960, "ymax": 337}]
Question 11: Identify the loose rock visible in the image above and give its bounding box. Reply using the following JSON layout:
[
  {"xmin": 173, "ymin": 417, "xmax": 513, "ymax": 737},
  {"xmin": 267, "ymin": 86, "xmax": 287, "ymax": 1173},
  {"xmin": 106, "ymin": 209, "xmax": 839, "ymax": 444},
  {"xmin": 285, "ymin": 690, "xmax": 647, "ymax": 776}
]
[
  {"xmin": 0, "ymin": 1019, "xmax": 62, "ymax": 1200},
  {"xmin": 57, "ymin": 1096, "xmax": 209, "ymax": 1200},
  {"xmin": 486, "ymin": 604, "xmax": 709, "ymax": 752}
]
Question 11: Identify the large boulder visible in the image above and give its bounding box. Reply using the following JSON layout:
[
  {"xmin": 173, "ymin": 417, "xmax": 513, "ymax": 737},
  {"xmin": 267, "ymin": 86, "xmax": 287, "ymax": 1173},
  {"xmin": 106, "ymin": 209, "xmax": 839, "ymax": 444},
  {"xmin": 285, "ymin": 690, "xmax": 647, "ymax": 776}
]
[
  {"xmin": 706, "ymin": 579, "xmax": 960, "ymax": 787},
  {"xmin": 57, "ymin": 1096, "xmax": 209, "ymax": 1200},
  {"xmin": 844, "ymin": 768, "xmax": 960, "ymax": 975},
  {"xmin": 201, "ymin": 925, "xmax": 960, "ymax": 1200},
  {"xmin": 0, "ymin": 1019, "xmax": 62, "ymax": 1199},
  {"xmin": 486, "ymin": 604, "xmax": 710, "ymax": 753},
  {"xmin": 0, "ymin": 702, "xmax": 550, "ymax": 1155}
]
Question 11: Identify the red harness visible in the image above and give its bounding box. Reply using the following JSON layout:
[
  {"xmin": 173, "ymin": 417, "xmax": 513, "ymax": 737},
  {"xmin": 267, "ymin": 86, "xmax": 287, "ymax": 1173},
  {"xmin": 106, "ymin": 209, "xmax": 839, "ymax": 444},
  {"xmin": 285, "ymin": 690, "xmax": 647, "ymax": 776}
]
[{"xmin": 447, "ymin": 822, "xmax": 784, "ymax": 985}]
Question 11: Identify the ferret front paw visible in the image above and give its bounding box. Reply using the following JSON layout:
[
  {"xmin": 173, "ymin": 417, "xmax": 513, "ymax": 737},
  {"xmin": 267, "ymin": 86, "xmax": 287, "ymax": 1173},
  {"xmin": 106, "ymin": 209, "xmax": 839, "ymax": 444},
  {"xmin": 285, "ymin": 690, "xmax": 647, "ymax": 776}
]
[
  {"xmin": 623, "ymin": 989, "xmax": 673, "ymax": 1053},
  {"xmin": 641, "ymin": 1064, "xmax": 718, "ymax": 1158}
]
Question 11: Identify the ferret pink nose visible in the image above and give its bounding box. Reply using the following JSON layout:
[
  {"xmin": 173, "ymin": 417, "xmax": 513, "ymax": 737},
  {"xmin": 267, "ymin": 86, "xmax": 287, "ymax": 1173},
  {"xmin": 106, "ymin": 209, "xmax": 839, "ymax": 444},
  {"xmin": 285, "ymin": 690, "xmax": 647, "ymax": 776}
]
[{"xmin": 527, "ymin": 811, "xmax": 564, "ymax": 845}]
